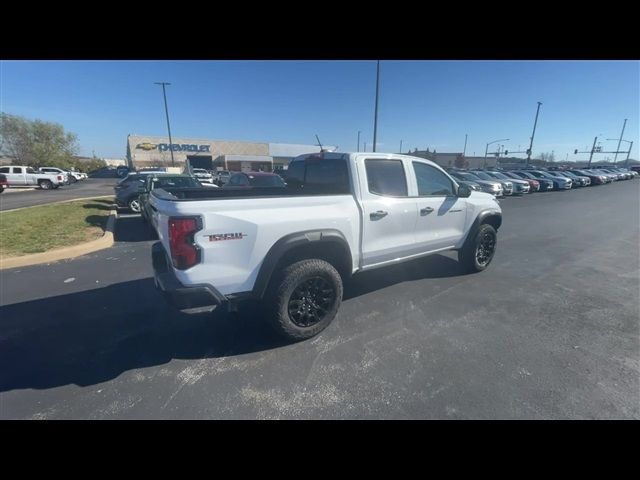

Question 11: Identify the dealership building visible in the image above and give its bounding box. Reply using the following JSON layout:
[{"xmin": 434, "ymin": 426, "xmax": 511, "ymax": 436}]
[{"xmin": 126, "ymin": 135, "xmax": 332, "ymax": 172}]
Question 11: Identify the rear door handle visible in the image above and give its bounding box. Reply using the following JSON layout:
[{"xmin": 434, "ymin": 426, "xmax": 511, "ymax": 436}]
[
  {"xmin": 420, "ymin": 206, "xmax": 434, "ymax": 216},
  {"xmin": 370, "ymin": 210, "xmax": 388, "ymax": 220}
]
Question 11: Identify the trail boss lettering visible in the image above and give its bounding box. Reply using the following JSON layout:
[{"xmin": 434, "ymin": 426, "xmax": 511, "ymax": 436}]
[{"xmin": 208, "ymin": 233, "xmax": 247, "ymax": 241}]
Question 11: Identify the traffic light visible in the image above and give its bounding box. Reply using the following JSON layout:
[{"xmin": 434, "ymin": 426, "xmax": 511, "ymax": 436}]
[{"xmin": 574, "ymin": 149, "xmax": 578, "ymax": 154}]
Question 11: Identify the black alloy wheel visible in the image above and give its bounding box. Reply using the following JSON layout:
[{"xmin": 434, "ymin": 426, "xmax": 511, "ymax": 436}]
[{"xmin": 287, "ymin": 276, "xmax": 336, "ymax": 327}]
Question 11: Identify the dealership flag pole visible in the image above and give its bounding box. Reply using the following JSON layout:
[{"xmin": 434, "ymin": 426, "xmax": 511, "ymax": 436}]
[{"xmin": 155, "ymin": 82, "xmax": 175, "ymax": 167}]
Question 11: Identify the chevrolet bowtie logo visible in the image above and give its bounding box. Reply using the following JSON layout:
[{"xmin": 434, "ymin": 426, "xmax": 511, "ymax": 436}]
[{"xmin": 136, "ymin": 142, "xmax": 158, "ymax": 151}]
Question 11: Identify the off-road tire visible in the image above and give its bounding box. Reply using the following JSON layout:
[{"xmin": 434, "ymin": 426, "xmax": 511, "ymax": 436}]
[
  {"xmin": 458, "ymin": 224, "xmax": 497, "ymax": 273},
  {"xmin": 265, "ymin": 259, "xmax": 343, "ymax": 341}
]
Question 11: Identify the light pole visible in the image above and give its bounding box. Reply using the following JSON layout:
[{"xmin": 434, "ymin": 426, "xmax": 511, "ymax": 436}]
[
  {"xmin": 463, "ymin": 134, "xmax": 468, "ymax": 156},
  {"xmin": 613, "ymin": 119, "xmax": 627, "ymax": 164},
  {"xmin": 608, "ymin": 138, "xmax": 634, "ymax": 166},
  {"xmin": 399, "ymin": 139, "xmax": 403, "ymax": 153},
  {"xmin": 357, "ymin": 131, "xmax": 361, "ymax": 152},
  {"xmin": 155, "ymin": 82, "xmax": 175, "ymax": 167},
  {"xmin": 484, "ymin": 138, "xmax": 510, "ymax": 168},
  {"xmin": 587, "ymin": 136, "xmax": 598, "ymax": 167},
  {"xmin": 526, "ymin": 101, "xmax": 543, "ymax": 167},
  {"xmin": 372, "ymin": 60, "xmax": 380, "ymax": 152}
]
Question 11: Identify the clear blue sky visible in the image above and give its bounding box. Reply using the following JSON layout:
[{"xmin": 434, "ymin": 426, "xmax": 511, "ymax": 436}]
[{"xmin": 2, "ymin": 60, "xmax": 638, "ymax": 162}]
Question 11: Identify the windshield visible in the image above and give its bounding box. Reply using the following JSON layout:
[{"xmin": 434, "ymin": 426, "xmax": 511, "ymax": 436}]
[
  {"xmin": 193, "ymin": 169, "xmax": 208, "ymax": 174},
  {"xmin": 152, "ymin": 176, "xmax": 201, "ymax": 189},
  {"xmin": 488, "ymin": 172, "xmax": 509, "ymax": 180},
  {"xmin": 535, "ymin": 171, "xmax": 555, "ymax": 178},
  {"xmin": 452, "ymin": 172, "xmax": 478, "ymax": 181},
  {"xmin": 248, "ymin": 175, "xmax": 286, "ymax": 187},
  {"xmin": 472, "ymin": 171, "xmax": 494, "ymax": 181}
]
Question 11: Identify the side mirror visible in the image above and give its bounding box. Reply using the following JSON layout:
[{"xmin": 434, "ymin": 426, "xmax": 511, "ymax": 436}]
[{"xmin": 457, "ymin": 183, "xmax": 472, "ymax": 198}]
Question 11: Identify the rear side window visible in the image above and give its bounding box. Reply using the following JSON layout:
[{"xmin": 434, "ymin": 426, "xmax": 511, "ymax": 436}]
[
  {"xmin": 285, "ymin": 160, "xmax": 305, "ymax": 188},
  {"xmin": 13, "ymin": 167, "xmax": 23, "ymax": 174},
  {"xmin": 304, "ymin": 158, "xmax": 350, "ymax": 194},
  {"xmin": 285, "ymin": 157, "xmax": 350, "ymax": 194},
  {"xmin": 412, "ymin": 162, "xmax": 454, "ymax": 196},
  {"xmin": 365, "ymin": 159, "xmax": 408, "ymax": 197},
  {"xmin": 0, "ymin": 167, "xmax": 9, "ymax": 173}
]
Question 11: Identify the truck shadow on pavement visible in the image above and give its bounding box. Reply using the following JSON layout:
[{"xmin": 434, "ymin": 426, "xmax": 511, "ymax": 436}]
[
  {"xmin": 114, "ymin": 216, "xmax": 158, "ymax": 242},
  {"xmin": 0, "ymin": 255, "xmax": 464, "ymax": 393}
]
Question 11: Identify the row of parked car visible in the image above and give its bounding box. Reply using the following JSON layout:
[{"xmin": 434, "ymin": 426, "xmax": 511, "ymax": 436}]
[
  {"xmin": 0, "ymin": 165, "xmax": 88, "ymax": 192},
  {"xmin": 115, "ymin": 163, "xmax": 638, "ymax": 215},
  {"xmin": 114, "ymin": 169, "xmax": 286, "ymax": 213},
  {"xmin": 445, "ymin": 166, "xmax": 638, "ymax": 197}
]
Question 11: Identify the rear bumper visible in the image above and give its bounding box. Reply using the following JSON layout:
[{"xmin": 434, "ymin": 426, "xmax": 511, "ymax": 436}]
[{"xmin": 152, "ymin": 242, "xmax": 225, "ymax": 314}]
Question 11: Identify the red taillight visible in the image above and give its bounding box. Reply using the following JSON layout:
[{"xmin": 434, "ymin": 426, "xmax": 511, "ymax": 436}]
[
  {"xmin": 168, "ymin": 217, "xmax": 201, "ymax": 270},
  {"xmin": 57, "ymin": 175, "xmax": 62, "ymax": 181}
]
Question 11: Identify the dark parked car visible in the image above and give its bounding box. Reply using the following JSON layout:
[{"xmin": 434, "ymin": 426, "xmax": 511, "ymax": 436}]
[
  {"xmin": 116, "ymin": 165, "xmax": 130, "ymax": 178},
  {"xmin": 567, "ymin": 169, "xmax": 605, "ymax": 185},
  {"xmin": 501, "ymin": 171, "xmax": 540, "ymax": 191},
  {"xmin": 140, "ymin": 174, "xmax": 202, "ymax": 224},
  {"xmin": 222, "ymin": 172, "xmax": 286, "ymax": 188},
  {"xmin": 114, "ymin": 174, "xmax": 148, "ymax": 212},
  {"xmin": 554, "ymin": 170, "xmax": 590, "ymax": 187},
  {"xmin": 508, "ymin": 171, "xmax": 554, "ymax": 191},
  {"xmin": 215, "ymin": 170, "xmax": 232, "ymax": 186},
  {"xmin": 528, "ymin": 170, "xmax": 572, "ymax": 190},
  {"xmin": 0, "ymin": 173, "xmax": 7, "ymax": 193}
]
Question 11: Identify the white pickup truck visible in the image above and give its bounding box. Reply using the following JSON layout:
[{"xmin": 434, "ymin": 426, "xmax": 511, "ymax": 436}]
[
  {"xmin": 150, "ymin": 152, "xmax": 502, "ymax": 340},
  {"xmin": 0, "ymin": 165, "xmax": 66, "ymax": 190}
]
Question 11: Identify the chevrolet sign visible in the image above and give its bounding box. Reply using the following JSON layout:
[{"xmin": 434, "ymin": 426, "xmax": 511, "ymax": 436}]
[
  {"xmin": 158, "ymin": 144, "xmax": 210, "ymax": 152},
  {"xmin": 136, "ymin": 143, "xmax": 210, "ymax": 152},
  {"xmin": 136, "ymin": 142, "xmax": 158, "ymax": 150}
]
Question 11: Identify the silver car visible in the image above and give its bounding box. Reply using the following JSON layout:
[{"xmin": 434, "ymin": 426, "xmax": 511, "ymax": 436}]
[
  {"xmin": 484, "ymin": 171, "xmax": 530, "ymax": 194},
  {"xmin": 192, "ymin": 168, "xmax": 214, "ymax": 184},
  {"xmin": 471, "ymin": 170, "xmax": 513, "ymax": 195},
  {"xmin": 449, "ymin": 171, "xmax": 504, "ymax": 197}
]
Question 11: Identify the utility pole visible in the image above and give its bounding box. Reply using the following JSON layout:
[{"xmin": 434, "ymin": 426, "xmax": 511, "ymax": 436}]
[
  {"xmin": 399, "ymin": 139, "xmax": 403, "ymax": 153},
  {"xmin": 626, "ymin": 141, "xmax": 633, "ymax": 166},
  {"xmin": 613, "ymin": 118, "xmax": 627, "ymax": 164},
  {"xmin": 357, "ymin": 131, "xmax": 361, "ymax": 152},
  {"xmin": 526, "ymin": 101, "xmax": 543, "ymax": 167},
  {"xmin": 463, "ymin": 134, "xmax": 468, "ymax": 156},
  {"xmin": 154, "ymin": 82, "xmax": 175, "ymax": 167},
  {"xmin": 373, "ymin": 60, "xmax": 380, "ymax": 152},
  {"xmin": 587, "ymin": 136, "xmax": 598, "ymax": 167}
]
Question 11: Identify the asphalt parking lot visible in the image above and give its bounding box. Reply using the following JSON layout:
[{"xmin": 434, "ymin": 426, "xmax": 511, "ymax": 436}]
[
  {"xmin": 0, "ymin": 178, "xmax": 118, "ymax": 211},
  {"xmin": 0, "ymin": 180, "xmax": 638, "ymax": 419}
]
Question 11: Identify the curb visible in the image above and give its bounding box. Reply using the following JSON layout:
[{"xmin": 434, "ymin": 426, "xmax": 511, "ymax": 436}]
[
  {"xmin": 0, "ymin": 208, "xmax": 118, "ymax": 270},
  {"xmin": 2, "ymin": 187, "xmax": 37, "ymax": 194},
  {"xmin": 1, "ymin": 195, "xmax": 114, "ymax": 213}
]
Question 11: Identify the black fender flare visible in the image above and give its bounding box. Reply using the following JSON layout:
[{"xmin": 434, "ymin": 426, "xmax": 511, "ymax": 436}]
[
  {"xmin": 461, "ymin": 210, "xmax": 502, "ymax": 248},
  {"xmin": 252, "ymin": 229, "xmax": 352, "ymax": 299}
]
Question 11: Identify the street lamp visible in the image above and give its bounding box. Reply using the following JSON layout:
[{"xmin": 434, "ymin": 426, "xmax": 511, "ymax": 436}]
[
  {"xmin": 372, "ymin": 60, "xmax": 380, "ymax": 152},
  {"xmin": 607, "ymin": 138, "xmax": 634, "ymax": 166},
  {"xmin": 484, "ymin": 138, "xmax": 509, "ymax": 168},
  {"xmin": 525, "ymin": 101, "xmax": 543, "ymax": 167},
  {"xmin": 155, "ymin": 82, "xmax": 175, "ymax": 167}
]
